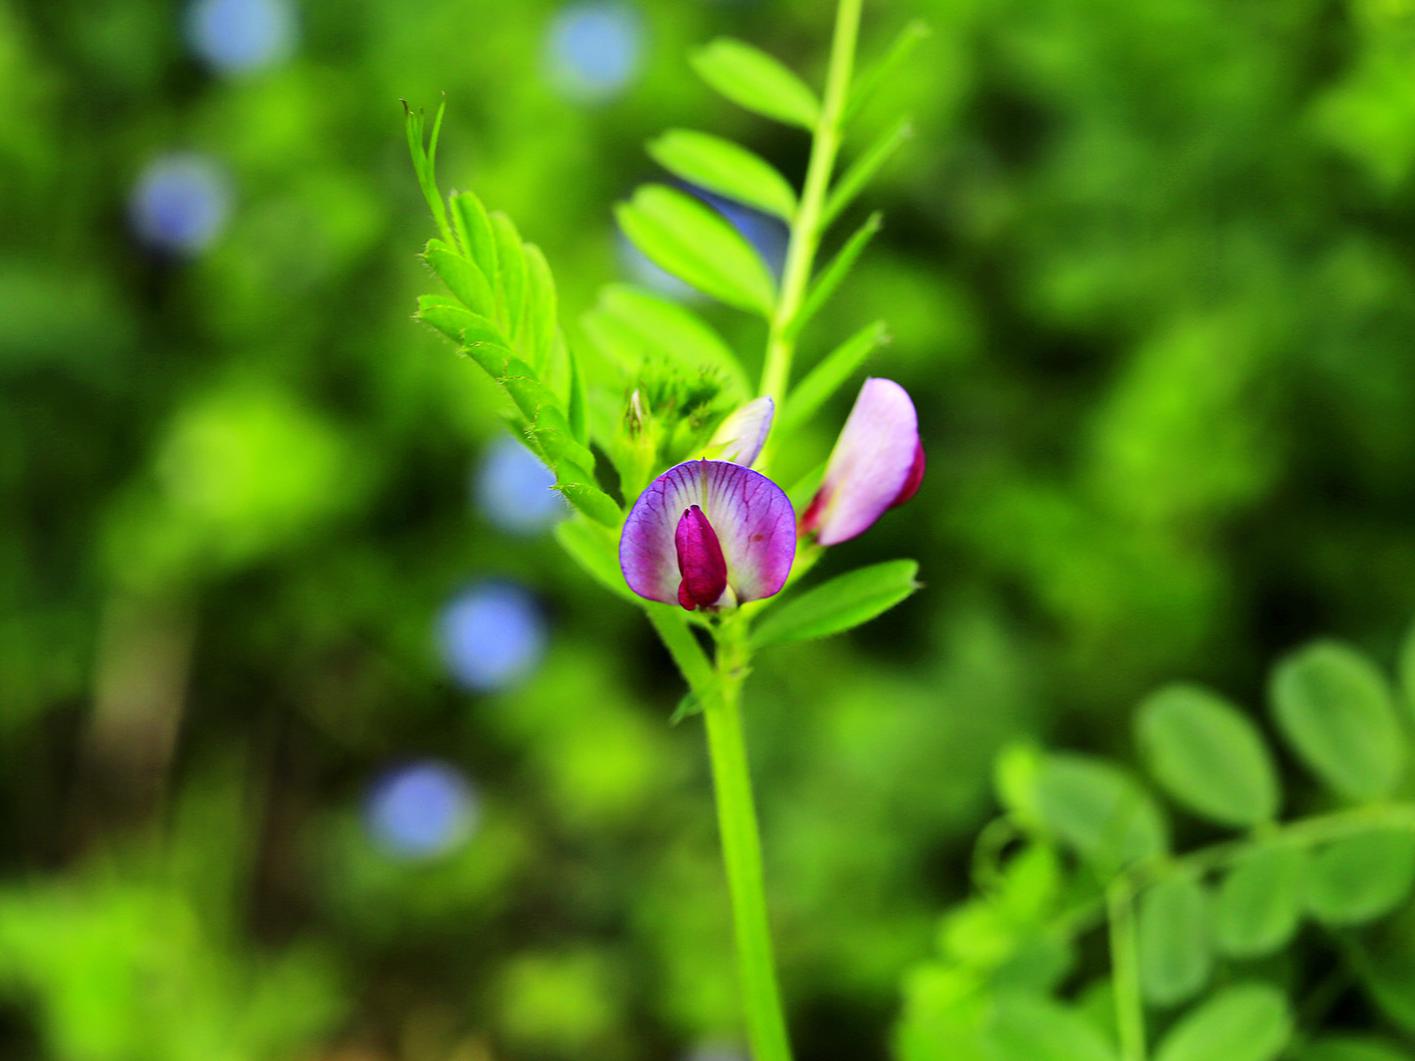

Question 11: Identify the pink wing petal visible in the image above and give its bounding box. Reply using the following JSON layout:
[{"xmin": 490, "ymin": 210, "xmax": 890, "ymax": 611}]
[
  {"xmin": 806, "ymin": 378, "xmax": 922, "ymax": 546},
  {"xmin": 620, "ymin": 460, "xmax": 796, "ymax": 606},
  {"xmin": 704, "ymin": 396, "xmax": 775, "ymax": 468}
]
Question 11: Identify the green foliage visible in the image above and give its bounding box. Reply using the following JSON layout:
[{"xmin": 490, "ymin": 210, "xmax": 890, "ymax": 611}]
[
  {"xmin": 1135, "ymin": 685, "xmax": 1279, "ymax": 827},
  {"xmin": 1271, "ymin": 640, "xmax": 1405, "ymax": 801},
  {"xmin": 691, "ymin": 38, "xmax": 822, "ymax": 130},
  {"xmin": 615, "ymin": 184, "xmax": 777, "ymax": 316},
  {"xmin": 749, "ymin": 559, "xmax": 920, "ymax": 649},
  {"xmin": 647, "ymin": 130, "xmax": 798, "ymax": 221},
  {"xmin": 899, "ymin": 627, "xmax": 1415, "ymax": 1059}
]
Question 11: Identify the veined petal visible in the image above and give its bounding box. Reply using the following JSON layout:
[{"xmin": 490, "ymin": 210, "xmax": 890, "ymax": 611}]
[
  {"xmin": 620, "ymin": 459, "xmax": 796, "ymax": 607},
  {"xmin": 704, "ymin": 396, "xmax": 774, "ymax": 467},
  {"xmin": 803, "ymin": 377, "xmax": 922, "ymax": 546}
]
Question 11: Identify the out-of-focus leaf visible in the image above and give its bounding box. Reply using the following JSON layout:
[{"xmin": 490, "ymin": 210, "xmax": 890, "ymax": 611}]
[
  {"xmin": 1296, "ymin": 1036, "xmax": 1413, "ymax": 1061},
  {"xmin": 791, "ymin": 213, "xmax": 883, "ymax": 338},
  {"xmin": 1006, "ymin": 752, "xmax": 1168, "ymax": 873},
  {"xmin": 405, "ymin": 98, "xmax": 453, "ymax": 246},
  {"xmin": 1215, "ymin": 844, "xmax": 1307, "ymax": 957},
  {"xmin": 1306, "ymin": 828, "xmax": 1415, "ymax": 925},
  {"xmin": 423, "ymin": 239, "xmax": 496, "ymax": 319},
  {"xmin": 1400, "ymin": 618, "xmax": 1415, "ymax": 725},
  {"xmin": 1270, "ymin": 641, "xmax": 1405, "ymax": 801},
  {"xmin": 1354, "ymin": 939, "xmax": 1415, "ymax": 1035},
  {"xmin": 1135, "ymin": 684, "xmax": 1279, "ymax": 827},
  {"xmin": 1154, "ymin": 983, "xmax": 1291, "ymax": 1061},
  {"xmin": 823, "ymin": 116, "xmax": 914, "ymax": 227},
  {"xmin": 779, "ymin": 321, "xmax": 888, "ymax": 435},
  {"xmin": 555, "ymin": 518, "xmax": 634, "ymax": 603},
  {"xmin": 583, "ymin": 284, "xmax": 749, "ymax": 398},
  {"xmin": 616, "ymin": 185, "xmax": 777, "ymax": 316},
  {"xmin": 1138, "ymin": 873, "xmax": 1212, "ymax": 1007},
  {"xmin": 648, "ymin": 129, "xmax": 797, "ymax": 220},
  {"xmin": 984, "ymin": 994, "xmax": 1118, "ymax": 1061},
  {"xmin": 750, "ymin": 560, "xmax": 920, "ymax": 649},
  {"xmin": 846, "ymin": 19, "xmax": 932, "ymax": 121},
  {"xmin": 690, "ymin": 38, "xmax": 821, "ymax": 130}
]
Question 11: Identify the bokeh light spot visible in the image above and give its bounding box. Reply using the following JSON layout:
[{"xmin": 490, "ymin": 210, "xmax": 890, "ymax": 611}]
[
  {"xmin": 438, "ymin": 582, "xmax": 547, "ymax": 692},
  {"xmin": 129, "ymin": 153, "xmax": 232, "ymax": 257},
  {"xmin": 365, "ymin": 760, "xmax": 478, "ymax": 859},
  {"xmin": 546, "ymin": 2, "xmax": 643, "ymax": 102},
  {"xmin": 185, "ymin": 0, "xmax": 296, "ymax": 74},
  {"xmin": 475, "ymin": 436, "xmax": 566, "ymax": 535}
]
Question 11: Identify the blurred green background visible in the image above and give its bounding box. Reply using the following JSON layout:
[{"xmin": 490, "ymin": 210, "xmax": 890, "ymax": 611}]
[{"xmin": 4, "ymin": 0, "xmax": 1415, "ymax": 1057}]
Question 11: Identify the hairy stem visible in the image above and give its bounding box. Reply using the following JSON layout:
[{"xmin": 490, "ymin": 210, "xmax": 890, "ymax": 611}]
[
  {"xmin": 758, "ymin": 0, "xmax": 864, "ymax": 423},
  {"xmin": 1107, "ymin": 880, "xmax": 1147, "ymax": 1061},
  {"xmin": 702, "ymin": 618, "xmax": 793, "ymax": 1061}
]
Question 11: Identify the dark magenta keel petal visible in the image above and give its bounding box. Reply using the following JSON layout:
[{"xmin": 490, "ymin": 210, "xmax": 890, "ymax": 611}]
[
  {"xmin": 674, "ymin": 505, "xmax": 728, "ymax": 610},
  {"xmin": 892, "ymin": 439, "xmax": 926, "ymax": 508}
]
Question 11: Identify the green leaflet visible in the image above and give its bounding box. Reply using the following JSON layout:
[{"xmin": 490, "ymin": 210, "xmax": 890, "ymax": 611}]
[
  {"xmin": 984, "ymin": 994, "xmax": 1118, "ymax": 1061},
  {"xmin": 1003, "ymin": 751, "xmax": 1168, "ymax": 873},
  {"xmin": 648, "ymin": 129, "xmax": 797, "ymax": 221},
  {"xmin": 423, "ymin": 239, "xmax": 497, "ymax": 319},
  {"xmin": 1137, "ymin": 873, "xmax": 1212, "ymax": 1008},
  {"xmin": 823, "ymin": 115, "xmax": 914, "ymax": 227},
  {"xmin": 582, "ymin": 283, "xmax": 750, "ymax": 399},
  {"xmin": 779, "ymin": 321, "xmax": 888, "ymax": 435},
  {"xmin": 1295, "ymin": 1036, "xmax": 1413, "ymax": 1061},
  {"xmin": 1214, "ymin": 844, "xmax": 1307, "ymax": 958},
  {"xmin": 491, "ymin": 212, "xmax": 527, "ymax": 341},
  {"xmin": 414, "ymin": 295, "xmax": 504, "ymax": 347},
  {"xmin": 749, "ymin": 559, "xmax": 920, "ymax": 650},
  {"xmin": 616, "ymin": 185, "xmax": 777, "ymax": 316},
  {"xmin": 845, "ymin": 19, "xmax": 932, "ymax": 122},
  {"xmin": 1154, "ymin": 983, "xmax": 1291, "ymax": 1061},
  {"xmin": 554, "ymin": 517, "xmax": 635, "ymax": 603},
  {"xmin": 690, "ymin": 37, "xmax": 821, "ymax": 130},
  {"xmin": 1135, "ymin": 684, "xmax": 1280, "ymax": 827},
  {"xmin": 1306, "ymin": 828, "xmax": 1415, "ymax": 926},
  {"xmin": 1270, "ymin": 640, "xmax": 1405, "ymax": 802},
  {"xmin": 450, "ymin": 189, "xmax": 497, "ymax": 286},
  {"xmin": 790, "ymin": 213, "xmax": 883, "ymax": 339}
]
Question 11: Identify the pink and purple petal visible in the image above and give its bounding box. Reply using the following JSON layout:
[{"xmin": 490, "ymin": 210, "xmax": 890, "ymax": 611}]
[
  {"xmin": 620, "ymin": 459, "xmax": 796, "ymax": 608},
  {"xmin": 705, "ymin": 396, "xmax": 774, "ymax": 468},
  {"xmin": 803, "ymin": 378, "xmax": 923, "ymax": 546}
]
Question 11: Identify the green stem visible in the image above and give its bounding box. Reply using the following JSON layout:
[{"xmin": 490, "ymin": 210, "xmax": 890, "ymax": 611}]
[
  {"xmin": 758, "ymin": 0, "xmax": 864, "ymax": 420},
  {"xmin": 702, "ymin": 618, "xmax": 793, "ymax": 1061},
  {"xmin": 1106, "ymin": 880, "xmax": 1147, "ymax": 1061}
]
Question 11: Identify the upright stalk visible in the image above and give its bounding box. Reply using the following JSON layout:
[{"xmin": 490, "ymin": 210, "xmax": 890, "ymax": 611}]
[
  {"xmin": 758, "ymin": 0, "xmax": 864, "ymax": 412},
  {"xmin": 702, "ymin": 618, "xmax": 793, "ymax": 1061}
]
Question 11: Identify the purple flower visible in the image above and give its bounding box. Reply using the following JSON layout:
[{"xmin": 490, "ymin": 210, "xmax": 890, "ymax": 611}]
[
  {"xmin": 704, "ymin": 396, "xmax": 774, "ymax": 467},
  {"xmin": 800, "ymin": 378, "xmax": 925, "ymax": 546},
  {"xmin": 620, "ymin": 459, "xmax": 796, "ymax": 611}
]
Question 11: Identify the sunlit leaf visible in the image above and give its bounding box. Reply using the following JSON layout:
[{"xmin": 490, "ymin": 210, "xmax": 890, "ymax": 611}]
[
  {"xmin": 521, "ymin": 243, "xmax": 558, "ymax": 373},
  {"xmin": 648, "ymin": 129, "xmax": 797, "ymax": 221},
  {"xmin": 555, "ymin": 518, "xmax": 635, "ymax": 603},
  {"xmin": 423, "ymin": 239, "xmax": 496, "ymax": 319},
  {"xmin": 1135, "ymin": 684, "xmax": 1279, "ymax": 827},
  {"xmin": 791, "ymin": 213, "xmax": 883, "ymax": 338},
  {"xmin": 1138, "ymin": 873, "xmax": 1212, "ymax": 1007},
  {"xmin": 779, "ymin": 321, "xmax": 888, "ymax": 435},
  {"xmin": 1270, "ymin": 641, "xmax": 1405, "ymax": 801},
  {"xmin": 985, "ymin": 994, "xmax": 1118, "ymax": 1061},
  {"xmin": 583, "ymin": 284, "xmax": 750, "ymax": 398},
  {"xmin": 1006, "ymin": 752, "xmax": 1168, "ymax": 873},
  {"xmin": 616, "ymin": 185, "xmax": 777, "ymax": 316},
  {"xmin": 1215, "ymin": 844, "xmax": 1306, "ymax": 958},
  {"xmin": 415, "ymin": 295, "xmax": 504, "ymax": 347},
  {"xmin": 750, "ymin": 559, "xmax": 919, "ymax": 649},
  {"xmin": 846, "ymin": 19, "xmax": 932, "ymax": 121},
  {"xmin": 1154, "ymin": 983, "xmax": 1291, "ymax": 1061},
  {"xmin": 823, "ymin": 115, "xmax": 914, "ymax": 227},
  {"xmin": 1306, "ymin": 828, "xmax": 1415, "ymax": 925},
  {"xmin": 491, "ymin": 212, "xmax": 527, "ymax": 339},
  {"xmin": 691, "ymin": 37, "xmax": 821, "ymax": 129},
  {"xmin": 450, "ymin": 189, "xmax": 498, "ymax": 283}
]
